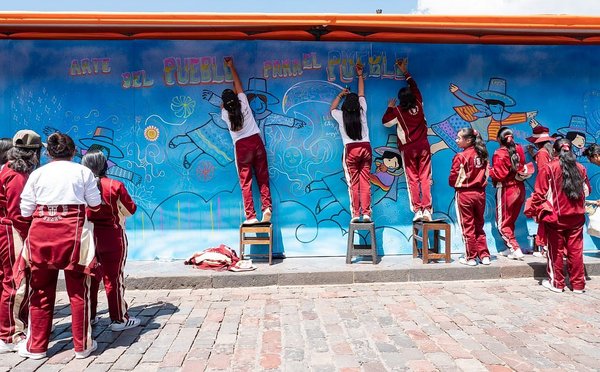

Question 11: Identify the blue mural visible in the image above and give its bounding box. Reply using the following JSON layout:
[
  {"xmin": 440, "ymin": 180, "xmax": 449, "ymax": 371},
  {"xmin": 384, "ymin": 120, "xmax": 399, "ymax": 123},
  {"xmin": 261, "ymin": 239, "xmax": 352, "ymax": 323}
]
[{"xmin": 2, "ymin": 40, "xmax": 600, "ymax": 259}]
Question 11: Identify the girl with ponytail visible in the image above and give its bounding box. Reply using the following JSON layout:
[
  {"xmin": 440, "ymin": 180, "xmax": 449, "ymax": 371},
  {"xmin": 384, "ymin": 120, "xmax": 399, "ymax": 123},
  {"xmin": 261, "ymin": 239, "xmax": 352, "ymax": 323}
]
[
  {"xmin": 449, "ymin": 128, "xmax": 490, "ymax": 266},
  {"xmin": 489, "ymin": 127, "xmax": 527, "ymax": 260},
  {"xmin": 220, "ymin": 57, "xmax": 272, "ymax": 225},
  {"xmin": 330, "ymin": 63, "xmax": 372, "ymax": 222},
  {"xmin": 527, "ymin": 138, "xmax": 589, "ymax": 293}
]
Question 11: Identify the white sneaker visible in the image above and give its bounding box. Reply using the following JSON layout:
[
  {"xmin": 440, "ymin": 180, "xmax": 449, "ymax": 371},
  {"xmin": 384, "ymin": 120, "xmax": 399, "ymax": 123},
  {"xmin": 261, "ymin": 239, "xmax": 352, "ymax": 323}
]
[
  {"xmin": 243, "ymin": 218, "xmax": 259, "ymax": 225},
  {"xmin": 573, "ymin": 289, "xmax": 586, "ymax": 294},
  {"xmin": 507, "ymin": 248, "xmax": 524, "ymax": 260},
  {"xmin": 532, "ymin": 251, "xmax": 544, "ymax": 258},
  {"xmin": 422, "ymin": 209, "xmax": 432, "ymax": 222},
  {"xmin": 350, "ymin": 216, "xmax": 360, "ymax": 223},
  {"xmin": 481, "ymin": 256, "xmax": 491, "ymax": 265},
  {"xmin": 412, "ymin": 210, "xmax": 423, "ymax": 222},
  {"xmin": 0, "ymin": 339, "xmax": 18, "ymax": 353},
  {"xmin": 261, "ymin": 208, "xmax": 272, "ymax": 223},
  {"xmin": 459, "ymin": 256, "xmax": 477, "ymax": 266},
  {"xmin": 74, "ymin": 340, "xmax": 97, "ymax": 359},
  {"xmin": 362, "ymin": 214, "xmax": 372, "ymax": 223},
  {"xmin": 541, "ymin": 280, "xmax": 563, "ymax": 293},
  {"xmin": 18, "ymin": 342, "xmax": 46, "ymax": 360},
  {"xmin": 110, "ymin": 317, "xmax": 141, "ymax": 332}
]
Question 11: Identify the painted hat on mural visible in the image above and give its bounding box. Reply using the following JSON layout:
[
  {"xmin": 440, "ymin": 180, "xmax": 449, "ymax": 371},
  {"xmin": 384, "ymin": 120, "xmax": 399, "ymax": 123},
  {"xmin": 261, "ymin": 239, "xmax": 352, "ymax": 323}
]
[
  {"xmin": 526, "ymin": 125, "xmax": 555, "ymax": 144},
  {"xmin": 557, "ymin": 115, "xmax": 596, "ymax": 145},
  {"xmin": 245, "ymin": 78, "xmax": 279, "ymax": 105},
  {"xmin": 374, "ymin": 134, "xmax": 402, "ymax": 156},
  {"xmin": 79, "ymin": 126, "xmax": 125, "ymax": 159},
  {"xmin": 477, "ymin": 78, "xmax": 516, "ymax": 107}
]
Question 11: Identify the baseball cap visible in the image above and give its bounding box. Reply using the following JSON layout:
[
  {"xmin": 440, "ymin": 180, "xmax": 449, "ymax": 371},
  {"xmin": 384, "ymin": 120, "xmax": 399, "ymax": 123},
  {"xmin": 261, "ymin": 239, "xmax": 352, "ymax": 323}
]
[{"xmin": 13, "ymin": 130, "xmax": 43, "ymax": 149}]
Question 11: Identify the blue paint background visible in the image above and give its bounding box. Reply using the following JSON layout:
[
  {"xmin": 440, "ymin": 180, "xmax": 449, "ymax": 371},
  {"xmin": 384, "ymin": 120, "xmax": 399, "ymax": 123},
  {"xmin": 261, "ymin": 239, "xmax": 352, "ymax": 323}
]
[{"xmin": 3, "ymin": 40, "xmax": 600, "ymax": 260}]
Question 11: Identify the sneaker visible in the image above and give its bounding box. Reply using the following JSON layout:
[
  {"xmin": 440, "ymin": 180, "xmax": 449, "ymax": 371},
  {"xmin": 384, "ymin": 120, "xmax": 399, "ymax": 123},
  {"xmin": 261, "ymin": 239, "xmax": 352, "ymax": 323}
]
[
  {"xmin": 573, "ymin": 289, "xmax": 586, "ymax": 294},
  {"xmin": 243, "ymin": 218, "xmax": 259, "ymax": 225},
  {"xmin": 350, "ymin": 216, "xmax": 360, "ymax": 223},
  {"xmin": 532, "ymin": 251, "xmax": 544, "ymax": 258},
  {"xmin": 261, "ymin": 208, "xmax": 272, "ymax": 223},
  {"xmin": 507, "ymin": 248, "xmax": 524, "ymax": 260},
  {"xmin": 74, "ymin": 340, "xmax": 97, "ymax": 359},
  {"xmin": 362, "ymin": 214, "xmax": 372, "ymax": 223},
  {"xmin": 91, "ymin": 316, "xmax": 100, "ymax": 326},
  {"xmin": 459, "ymin": 256, "xmax": 478, "ymax": 266},
  {"xmin": 481, "ymin": 256, "xmax": 491, "ymax": 265},
  {"xmin": 541, "ymin": 279, "xmax": 563, "ymax": 293},
  {"xmin": 422, "ymin": 209, "xmax": 432, "ymax": 222},
  {"xmin": 412, "ymin": 210, "xmax": 423, "ymax": 222},
  {"xmin": 110, "ymin": 317, "xmax": 141, "ymax": 332},
  {"xmin": 0, "ymin": 339, "xmax": 18, "ymax": 353},
  {"xmin": 18, "ymin": 342, "xmax": 46, "ymax": 360}
]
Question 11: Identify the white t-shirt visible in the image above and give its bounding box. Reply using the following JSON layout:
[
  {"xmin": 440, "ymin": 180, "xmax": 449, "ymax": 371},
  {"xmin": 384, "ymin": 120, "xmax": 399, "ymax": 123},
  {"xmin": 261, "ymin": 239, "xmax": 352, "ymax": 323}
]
[
  {"xmin": 20, "ymin": 160, "xmax": 102, "ymax": 217},
  {"xmin": 330, "ymin": 96, "xmax": 370, "ymax": 146},
  {"xmin": 221, "ymin": 93, "xmax": 261, "ymax": 144}
]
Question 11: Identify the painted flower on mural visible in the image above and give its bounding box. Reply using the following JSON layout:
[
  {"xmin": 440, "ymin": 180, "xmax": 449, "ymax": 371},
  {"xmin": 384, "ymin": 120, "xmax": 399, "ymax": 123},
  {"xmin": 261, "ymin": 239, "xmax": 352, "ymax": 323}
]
[
  {"xmin": 170, "ymin": 96, "xmax": 196, "ymax": 119},
  {"xmin": 144, "ymin": 125, "xmax": 160, "ymax": 141},
  {"xmin": 196, "ymin": 161, "xmax": 215, "ymax": 182}
]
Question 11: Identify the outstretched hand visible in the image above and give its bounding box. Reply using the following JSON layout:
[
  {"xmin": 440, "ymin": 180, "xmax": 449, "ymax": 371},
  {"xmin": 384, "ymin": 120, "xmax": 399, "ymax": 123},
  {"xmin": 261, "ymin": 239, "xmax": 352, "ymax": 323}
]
[
  {"xmin": 224, "ymin": 57, "xmax": 233, "ymax": 68},
  {"xmin": 355, "ymin": 62, "xmax": 364, "ymax": 76},
  {"xmin": 388, "ymin": 98, "xmax": 397, "ymax": 108},
  {"xmin": 395, "ymin": 57, "xmax": 408, "ymax": 73}
]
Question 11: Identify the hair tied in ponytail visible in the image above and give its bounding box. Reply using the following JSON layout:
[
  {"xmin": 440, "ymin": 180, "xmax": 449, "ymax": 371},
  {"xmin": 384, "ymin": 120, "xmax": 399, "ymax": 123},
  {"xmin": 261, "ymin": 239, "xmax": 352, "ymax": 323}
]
[
  {"xmin": 473, "ymin": 129, "xmax": 479, "ymax": 137},
  {"xmin": 506, "ymin": 134, "xmax": 514, "ymax": 144}
]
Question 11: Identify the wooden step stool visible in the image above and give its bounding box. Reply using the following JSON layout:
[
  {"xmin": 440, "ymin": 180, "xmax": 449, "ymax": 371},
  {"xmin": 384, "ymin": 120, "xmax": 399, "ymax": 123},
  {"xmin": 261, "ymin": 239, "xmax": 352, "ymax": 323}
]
[
  {"xmin": 413, "ymin": 220, "xmax": 451, "ymax": 264},
  {"xmin": 346, "ymin": 222, "xmax": 378, "ymax": 264},
  {"xmin": 239, "ymin": 222, "xmax": 273, "ymax": 265}
]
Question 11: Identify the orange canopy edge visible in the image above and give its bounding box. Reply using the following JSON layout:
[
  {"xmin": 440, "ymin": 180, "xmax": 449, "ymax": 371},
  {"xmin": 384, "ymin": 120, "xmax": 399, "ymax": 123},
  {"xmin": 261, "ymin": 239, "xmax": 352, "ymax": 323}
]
[{"xmin": 0, "ymin": 12, "xmax": 599, "ymax": 44}]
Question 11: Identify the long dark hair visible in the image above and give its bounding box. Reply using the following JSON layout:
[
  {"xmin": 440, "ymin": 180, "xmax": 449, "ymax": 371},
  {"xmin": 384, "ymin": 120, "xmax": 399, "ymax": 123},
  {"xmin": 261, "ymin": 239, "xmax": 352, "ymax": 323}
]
[
  {"xmin": 81, "ymin": 150, "xmax": 108, "ymax": 199},
  {"xmin": 7, "ymin": 147, "xmax": 39, "ymax": 174},
  {"xmin": 0, "ymin": 138, "xmax": 12, "ymax": 166},
  {"xmin": 221, "ymin": 89, "xmax": 243, "ymax": 132},
  {"xmin": 459, "ymin": 128, "xmax": 488, "ymax": 162},
  {"xmin": 497, "ymin": 127, "xmax": 519, "ymax": 172},
  {"xmin": 47, "ymin": 132, "xmax": 76, "ymax": 160},
  {"xmin": 554, "ymin": 138, "xmax": 584, "ymax": 200},
  {"xmin": 398, "ymin": 87, "xmax": 416, "ymax": 111},
  {"xmin": 583, "ymin": 143, "xmax": 600, "ymax": 159},
  {"xmin": 341, "ymin": 93, "xmax": 362, "ymax": 141}
]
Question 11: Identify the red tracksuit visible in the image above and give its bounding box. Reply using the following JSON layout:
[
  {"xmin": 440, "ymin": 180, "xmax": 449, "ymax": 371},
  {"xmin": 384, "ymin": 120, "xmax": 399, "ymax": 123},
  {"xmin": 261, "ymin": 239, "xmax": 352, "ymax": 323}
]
[
  {"xmin": 88, "ymin": 177, "xmax": 136, "ymax": 323},
  {"xmin": 529, "ymin": 160, "xmax": 589, "ymax": 291},
  {"xmin": 0, "ymin": 166, "xmax": 31, "ymax": 345},
  {"xmin": 533, "ymin": 147, "xmax": 552, "ymax": 248},
  {"xmin": 449, "ymin": 146, "xmax": 490, "ymax": 261},
  {"xmin": 343, "ymin": 142, "xmax": 373, "ymax": 217},
  {"xmin": 381, "ymin": 72, "xmax": 432, "ymax": 213},
  {"xmin": 489, "ymin": 145, "xmax": 526, "ymax": 252},
  {"xmin": 234, "ymin": 134, "xmax": 272, "ymax": 220}
]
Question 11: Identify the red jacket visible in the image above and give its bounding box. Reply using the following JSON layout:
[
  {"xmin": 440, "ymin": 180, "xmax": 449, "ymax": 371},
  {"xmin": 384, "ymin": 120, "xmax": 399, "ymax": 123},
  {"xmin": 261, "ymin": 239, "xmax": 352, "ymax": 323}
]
[
  {"xmin": 528, "ymin": 159, "xmax": 590, "ymax": 226},
  {"xmin": 381, "ymin": 72, "xmax": 428, "ymax": 150},
  {"xmin": 489, "ymin": 144, "xmax": 525, "ymax": 186},
  {"xmin": 449, "ymin": 146, "xmax": 489, "ymax": 190},
  {"xmin": 535, "ymin": 146, "xmax": 552, "ymax": 170},
  {"xmin": 87, "ymin": 177, "xmax": 136, "ymax": 229},
  {"xmin": 0, "ymin": 165, "xmax": 32, "ymax": 239}
]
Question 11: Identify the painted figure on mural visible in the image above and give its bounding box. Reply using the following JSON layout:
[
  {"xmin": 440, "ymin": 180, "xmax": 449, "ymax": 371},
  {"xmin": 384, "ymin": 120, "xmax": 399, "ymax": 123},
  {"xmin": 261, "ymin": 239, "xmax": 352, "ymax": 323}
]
[
  {"xmin": 556, "ymin": 115, "xmax": 595, "ymax": 158},
  {"xmin": 168, "ymin": 75, "xmax": 306, "ymax": 170},
  {"xmin": 429, "ymin": 77, "xmax": 538, "ymax": 154}
]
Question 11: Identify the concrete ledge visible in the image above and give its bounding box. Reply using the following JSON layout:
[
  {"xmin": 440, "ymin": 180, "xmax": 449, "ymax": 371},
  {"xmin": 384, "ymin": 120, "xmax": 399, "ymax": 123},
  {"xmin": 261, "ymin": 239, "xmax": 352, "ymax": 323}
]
[{"xmin": 56, "ymin": 252, "xmax": 600, "ymax": 290}]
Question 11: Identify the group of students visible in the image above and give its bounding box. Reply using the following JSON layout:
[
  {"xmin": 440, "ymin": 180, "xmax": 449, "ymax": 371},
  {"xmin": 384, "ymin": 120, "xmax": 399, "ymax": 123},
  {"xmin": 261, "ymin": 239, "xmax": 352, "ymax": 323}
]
[{"xmin": 0, "ymin": 131, "xmax": 139, "ymax": 359}]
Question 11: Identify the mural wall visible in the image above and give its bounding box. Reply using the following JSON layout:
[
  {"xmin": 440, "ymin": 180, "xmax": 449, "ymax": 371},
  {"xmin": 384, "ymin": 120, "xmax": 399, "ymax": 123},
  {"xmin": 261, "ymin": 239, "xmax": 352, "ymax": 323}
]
[{"xmin": 2, "ymin": 40, "xmax": 600, "ymax": 260}]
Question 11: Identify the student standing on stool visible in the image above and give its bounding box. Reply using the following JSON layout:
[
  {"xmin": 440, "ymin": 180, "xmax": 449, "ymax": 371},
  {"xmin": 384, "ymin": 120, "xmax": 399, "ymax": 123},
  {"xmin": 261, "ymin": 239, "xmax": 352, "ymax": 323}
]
[
  {"xmin": 221, "ymin": 57, "xmax": 272, "ymax": 225},
  {"xmin": 449, "ymin": 128, "xmax": 491, "ymax": 266},
  {"xmin": 381, "ymin": 58, "xmax": 433, "ymax": 222},
  {"xmin": 18, "ymin": 133, "xmax": 101, "ymax": 360},
  {"xmin": 330, "ymin": 62, "xmax": 372, "ymax": 223},
  {"xmin": 527, "ymin": 138, "xmax": 589, "ymax": 293},
  {"xmin": 489, "ymin": 127, "xmax": 527, "ymax": 260},
  {"xmin": 81, "ymin": 150, "xmax": 140, "ymax": 332},
  {"xmin": 0, "ymin": 130, "xmax": 42, "ymax": 353}
]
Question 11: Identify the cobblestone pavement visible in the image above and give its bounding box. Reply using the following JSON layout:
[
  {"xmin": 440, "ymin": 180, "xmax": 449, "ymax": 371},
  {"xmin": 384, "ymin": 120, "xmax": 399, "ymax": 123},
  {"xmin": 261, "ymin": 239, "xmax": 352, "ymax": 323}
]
[{"xmin": 2, "ymin": 277, "xmax": 600, "ymax": 371}]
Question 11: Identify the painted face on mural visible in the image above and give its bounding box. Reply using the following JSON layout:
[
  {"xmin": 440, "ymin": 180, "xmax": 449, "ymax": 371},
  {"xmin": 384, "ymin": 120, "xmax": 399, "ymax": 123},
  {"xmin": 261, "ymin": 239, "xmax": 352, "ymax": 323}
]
[
  {"xmin": 248, "ymin": 94, "xmax": 267, "ymax": 114},
  {"xmin": 571, "ymin": 133, "xmax": 586, "ymax": 149},
  {"xmin": 283, "ymin": 147, "xmax": 302, "ymax": 168},
  {"xmin": 487, "ymin": 102, "xmax": 504, "ymax": 115},
  {"xmin": 383, "ymin": 155, "xmax": 399, "ymax": 170}
]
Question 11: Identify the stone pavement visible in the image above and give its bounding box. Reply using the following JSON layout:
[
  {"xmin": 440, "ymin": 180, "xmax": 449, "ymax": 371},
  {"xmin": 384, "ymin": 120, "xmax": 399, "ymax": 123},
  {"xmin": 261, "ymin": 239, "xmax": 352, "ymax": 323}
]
[{"xmin": 3, "ymin": 277, "xmax": 600, "ymax": 371}]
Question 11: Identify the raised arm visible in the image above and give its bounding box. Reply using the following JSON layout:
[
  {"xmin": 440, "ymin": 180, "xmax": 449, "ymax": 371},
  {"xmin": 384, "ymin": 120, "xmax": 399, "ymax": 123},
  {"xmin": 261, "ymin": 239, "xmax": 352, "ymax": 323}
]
[
  {"xmin": 224, "ymin": 57, "xmax": 243, "ymax": 94},
  {"xmin": 356, "ymin": 63, "xmax": 364, "ymax": 96},
  {"xmin": 396, "ymin": 57, "xmax": 422, "ymax": 103},
  {"xmin": 330, "ymin": 88, "xmax": 349, "ymax": 112}
]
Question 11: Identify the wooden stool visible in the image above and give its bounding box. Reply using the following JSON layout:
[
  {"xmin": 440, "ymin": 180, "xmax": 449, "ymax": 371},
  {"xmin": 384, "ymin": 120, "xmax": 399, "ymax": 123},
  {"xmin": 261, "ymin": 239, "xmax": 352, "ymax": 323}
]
[
  {"xmin": 346, "ymin": 222, "xmax": 378, "ymax": 264},
  {"xmin": 412, "ymin": 221, "xmax": 451, "ymax": 264},
  {"xmin": 239, "ymin": 222, "xmax": 273, "ymax": 265}
]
